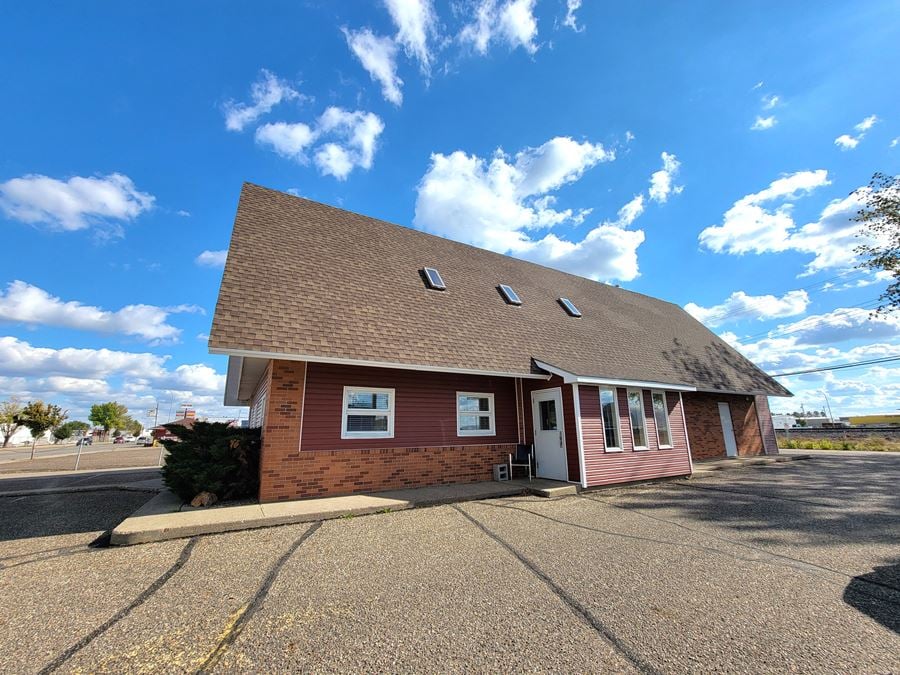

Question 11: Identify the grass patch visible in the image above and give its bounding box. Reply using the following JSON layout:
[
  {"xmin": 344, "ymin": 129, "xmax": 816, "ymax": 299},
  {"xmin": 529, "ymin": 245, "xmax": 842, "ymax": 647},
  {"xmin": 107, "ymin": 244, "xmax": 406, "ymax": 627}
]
[{"xmin": 779, "ymin": 436, "xmax": 900, "ymax": 452}]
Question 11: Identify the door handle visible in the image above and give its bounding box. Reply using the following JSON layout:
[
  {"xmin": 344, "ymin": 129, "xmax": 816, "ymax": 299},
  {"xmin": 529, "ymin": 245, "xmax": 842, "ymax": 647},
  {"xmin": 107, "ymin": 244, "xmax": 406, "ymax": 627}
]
[{"xmin": 559, "ymin": 431, "xmax": 563, "ymax": 447}]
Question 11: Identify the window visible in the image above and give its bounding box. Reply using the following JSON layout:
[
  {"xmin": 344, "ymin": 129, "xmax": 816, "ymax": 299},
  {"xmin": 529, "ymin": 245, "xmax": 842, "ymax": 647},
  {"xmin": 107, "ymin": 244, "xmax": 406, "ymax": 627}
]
[
  {"xmin": 627, "ymin": 389, "xmax": 648, "ymax": 449},
  {"xmin": 539, "ymin": 399, "xmax": 558, "ymax": 430},
  {"xmin": 599, "ymin": 388, "xmax": 622, "ymax": 452},
  {"xmin": 422, "ymin": 267, "xmax": 446, "ymax": 290},
  {"xmin": 558, "ymin": 297, "xmax": 582, "ymax": 317},
  {"xmin": 457, "ymin": 392, "xmax": 495, "ymax": 436},
  {"xmin": 341, "ymin": 387, "xmax": 395, "ymax": 439},
  {"xmin": 498, "ymin": 284, "xmax": 522, "ymax": 305},
  {"xmin": 652, "ymin": 391, "xmax": 672, "ymax": 448}
]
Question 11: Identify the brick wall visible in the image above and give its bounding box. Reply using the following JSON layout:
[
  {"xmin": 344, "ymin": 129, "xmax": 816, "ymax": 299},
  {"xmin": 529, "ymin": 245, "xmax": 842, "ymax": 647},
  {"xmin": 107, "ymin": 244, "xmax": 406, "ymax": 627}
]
[
  {"xmin": 261, "ymin": 444, "xmax": 516, "ymax": 501},
  {"xmin": 258, "ymin": 358, "xmax": 517, "ymax": 501},
  {"xmin": 258, "ymin": 360, "xmax": 306, "ymax": 502},
  {"xmin": 681, "ymin": 392, "xmax": 764, "ymax": 460}
]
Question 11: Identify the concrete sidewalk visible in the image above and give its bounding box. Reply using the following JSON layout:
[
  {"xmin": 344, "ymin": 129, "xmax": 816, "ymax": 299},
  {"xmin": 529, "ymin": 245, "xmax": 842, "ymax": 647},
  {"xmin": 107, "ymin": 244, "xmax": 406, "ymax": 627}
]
[
  {"xmin": 110, "ymin": 481, "xmax": 529, "ymax": 545},
  {"xmin": 691, "ymin": 453, "xmax": 811, "ymax": 477}
]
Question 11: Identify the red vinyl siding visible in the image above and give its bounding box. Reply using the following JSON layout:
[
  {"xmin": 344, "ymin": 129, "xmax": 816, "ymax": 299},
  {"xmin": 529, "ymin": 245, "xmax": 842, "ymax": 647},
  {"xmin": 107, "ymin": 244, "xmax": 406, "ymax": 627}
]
[
  {"xmin": 300, "ymin": 362, "xmax": 518, "ymax": 451},
  {"xmin": 521, "ymin": 376, "xmax": 580, "ymax": 483},
  {"xmin": 580, "ymin": 386, "xmax": 692, "ymax": 487}
]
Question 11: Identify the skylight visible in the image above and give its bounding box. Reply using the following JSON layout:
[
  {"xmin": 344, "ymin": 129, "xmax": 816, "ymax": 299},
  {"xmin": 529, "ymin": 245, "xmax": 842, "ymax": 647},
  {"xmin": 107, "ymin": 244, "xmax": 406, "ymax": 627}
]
[
  {"xmin": 498, "ymin": 284, "xmax": 522, "ymax": 305},
  {"xmin": 422, "ymin": 267, "xmax": 446, "ymax": 290},
  {"xmin": 559, "ymin": 297, "xmax": 582, "ymax": 317}
]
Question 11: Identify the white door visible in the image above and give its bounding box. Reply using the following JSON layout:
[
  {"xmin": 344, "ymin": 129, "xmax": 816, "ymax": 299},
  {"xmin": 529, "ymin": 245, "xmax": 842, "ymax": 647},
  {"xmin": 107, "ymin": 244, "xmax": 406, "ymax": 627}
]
[
  {"xmin": 718, "ymin": 402, "xmax": 738, "ymax": 458},
  {"xmin": 532, "ymin": 388, "xmax": 568, "ymax": 480}
]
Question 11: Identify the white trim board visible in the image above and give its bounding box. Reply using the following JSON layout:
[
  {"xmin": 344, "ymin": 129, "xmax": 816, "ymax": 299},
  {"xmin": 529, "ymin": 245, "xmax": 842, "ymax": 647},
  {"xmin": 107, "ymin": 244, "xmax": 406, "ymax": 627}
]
[{"xmin": 532, "ymin": 360, "xmax": 697, "ymax": 392}]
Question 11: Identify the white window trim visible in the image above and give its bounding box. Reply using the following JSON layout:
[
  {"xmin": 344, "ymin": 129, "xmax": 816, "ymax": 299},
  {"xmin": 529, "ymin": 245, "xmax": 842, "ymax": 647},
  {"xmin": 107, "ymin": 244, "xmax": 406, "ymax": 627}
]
[
  {"xmin": 651, "ymin": 390, "xmax": 673, "ymax": 449},
  {"xmin": 456, "ymin": 391, "xmax": 496, "ymax": 437},
  {"xmin": 627, "ymin": 388, "xmax": 649, "ymax": 451},
  {"xmin": 341, "ymin": 386, "xmax": 395, "ymax": 439},
  {"xmin": 599, "ymin": 387, "xmax": 623, "ymax": 453}
]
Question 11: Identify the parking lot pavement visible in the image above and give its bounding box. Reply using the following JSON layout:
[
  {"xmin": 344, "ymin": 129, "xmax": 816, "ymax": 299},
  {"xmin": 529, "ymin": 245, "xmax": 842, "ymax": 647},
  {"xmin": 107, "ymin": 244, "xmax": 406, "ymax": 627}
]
[
  {"xmin": 0, "ymin": 447, "xmax": 162, "ymax": 474},
  {"xmin": 0, "ymin": 453, "xmax": 898, "ymax": 673}
]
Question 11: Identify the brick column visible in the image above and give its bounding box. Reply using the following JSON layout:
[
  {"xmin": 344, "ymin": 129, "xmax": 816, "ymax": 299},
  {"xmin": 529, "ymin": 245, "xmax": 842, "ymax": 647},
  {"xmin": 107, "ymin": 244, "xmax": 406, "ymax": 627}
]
[{"xmin": 259, "ymin": 359, "xmax": 307, "ymax": 503}]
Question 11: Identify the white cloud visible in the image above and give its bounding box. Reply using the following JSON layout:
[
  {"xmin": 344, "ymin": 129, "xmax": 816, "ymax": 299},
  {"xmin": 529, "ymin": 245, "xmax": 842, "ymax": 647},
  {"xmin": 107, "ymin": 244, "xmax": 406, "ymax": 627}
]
[
  {"xmin": 647, "ymin": 152, "xmax": 683, "ymax": 203},
  {"xmin": 562, "ymin": 0, "xmax": 583, "ymax": 31},
  {"xmin": 855, "ymin": 114, "xmax": 879, "ymax": 133},
  {"xmin": 413, "ymin": 136, "xmax": 655, "ymax": 281},
  {"xmin": 834, "ymin": 134, "xmax": 859, "ymax": 150},
  {"xmin": 460, "ymin": 0, "xmax": 539, "ymax": 54},
  {"xmin": 253, "ymin": 107, "xmax": 385, "ymax": 180},
  {"xmin": 684, "ymin": 289, "xmax": 810, "ymax": 328},
  {"xmin": 698, "ymin": 169, "xmax": 865, "ymax": 275},
  {"xmin": 384, "ymin": 0, "xmax": 438, "ymax": 72},
  {"xmin": 314, "ymin": 108, "xmax": 385, "ymax": 179},
  {"xmin": 0, "ymin": 336, "xmax": 232, "ymax": 421},
  {"xmin": 196, "ymin": 332, "xmax": 210, "ymax": 341},
  {"xmin": 176, "ymin": 209, "xmax": 191, "ymax": 217},
  {"xmin": 0, "ymin": 281, "xmax": 197, "ymax": 343},
  {"xmin": 0, "ymin": 173, "xmax": 154, "ymax": 232},
  {"xmin": 343, "ymin": 28, "xmax": 404, "ymax": 106},
  {"xmin": 223, "ymin": 69, "xmax": 301, "ymax": 132},
  {"xmin": 751, "ymin": 115, "xmax": 777, "ymax": 131},
  {"xmin": 891, "ymin": 137, "xmax": 899, "ymax": 148},
  {"xmin": 195, "ymin": 249, "xmax": 228, "ymax": 267},
  {"xmin": 761, "ymin": 94, "xmax": 780, "ymax": 110},
  {"xmin": 255, "ymin": 121, "xmax": 317, "ymax": 160},
  {"xmin": 834, "ymin": 114, "xmax": 878, "ymax": 150}
]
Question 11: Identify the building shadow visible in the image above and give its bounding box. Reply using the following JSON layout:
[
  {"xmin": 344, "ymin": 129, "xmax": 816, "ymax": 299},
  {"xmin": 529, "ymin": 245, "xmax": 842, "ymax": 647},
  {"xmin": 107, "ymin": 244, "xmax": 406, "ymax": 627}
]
[{"xmin": 843, "ymin": 561, "xmax": 900, "ymax": 635}]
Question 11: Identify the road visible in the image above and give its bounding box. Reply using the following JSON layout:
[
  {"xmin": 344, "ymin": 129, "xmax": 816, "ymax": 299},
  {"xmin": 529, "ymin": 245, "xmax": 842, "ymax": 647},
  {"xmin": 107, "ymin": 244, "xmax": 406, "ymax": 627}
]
[
  {"xmin": 0, "ymin": 441, "xmax": 145, "ymax": 463},
  {"xmin": 0, "ymin": 451, "xmax": 897, "ymax": 673}
]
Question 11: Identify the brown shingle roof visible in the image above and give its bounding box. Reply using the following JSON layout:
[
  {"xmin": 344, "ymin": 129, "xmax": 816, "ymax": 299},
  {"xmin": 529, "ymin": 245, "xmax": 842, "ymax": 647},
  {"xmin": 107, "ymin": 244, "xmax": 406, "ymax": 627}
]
[{"xmin": 209, "ymin": 183, "xmax": 790, "ymax": 397}]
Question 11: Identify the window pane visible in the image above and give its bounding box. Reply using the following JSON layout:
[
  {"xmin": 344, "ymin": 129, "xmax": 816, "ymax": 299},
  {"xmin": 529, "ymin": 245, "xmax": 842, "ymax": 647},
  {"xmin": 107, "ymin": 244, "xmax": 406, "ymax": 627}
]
[
  {"xmin": 600, "ymin": 388, "xmax": 620, "ymax": 449},
  {"xmin": 459, "ymin": 414, "xmax": 492, "ymax": 431},
  {"xmin": 346, "ymin": 415, "xmax": 388, "ymax": 432},
  {"xmin": 458, "ymin": 395, "xmax": 490, "ymax": 412},
  {"xmin": 539, "ymin": 399, "xmax": 558, "ymax": 430},
  {"xmin": 628, "ymin": 391, "xmax": 646, "ymax": 447},
  {"xmin": 347, "ymin": 391, "xmax": 390, "ymax": 410},
  {"xmin": 652, "ymin": 392, "xmax": 671, "ymax": 446}
]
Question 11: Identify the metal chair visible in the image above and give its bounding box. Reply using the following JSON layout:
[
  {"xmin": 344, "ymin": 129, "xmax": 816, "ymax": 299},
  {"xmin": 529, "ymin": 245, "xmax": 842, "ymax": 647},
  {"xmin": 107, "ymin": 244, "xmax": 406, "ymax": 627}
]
[{"xmin": 508, "ymin": 443, "xmax": 534, "ymax": 481}]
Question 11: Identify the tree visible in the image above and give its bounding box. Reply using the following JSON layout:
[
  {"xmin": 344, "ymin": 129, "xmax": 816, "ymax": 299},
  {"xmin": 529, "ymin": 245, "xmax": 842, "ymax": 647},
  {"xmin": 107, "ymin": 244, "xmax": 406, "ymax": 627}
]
[
  {"xmin": 855, "ymin": 173, "xmax": 900, "ymax": 314},
  {"xmin": 89, "ymin": 402, "xmax": 129, "ymax": 440},
  {"xmin": 123, "ymin": 416, "xmax": 143, "ymax": 436},
  {"xmin": 18, "ymin": 401, "xmax": 67, "ymax": 458},
  {"xmin": 53, "ymin": 420, "xmax": 90, "ymax": 443},
  {"xmin": 0, "ymin": 397, "xmax": 25, "ymax": 448}
]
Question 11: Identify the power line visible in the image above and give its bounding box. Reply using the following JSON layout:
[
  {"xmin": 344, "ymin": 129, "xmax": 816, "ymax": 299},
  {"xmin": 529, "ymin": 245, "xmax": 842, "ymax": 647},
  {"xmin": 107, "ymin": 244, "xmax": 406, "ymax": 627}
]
[
  {"xmin": 768, "ymin": 354, "xmax": 900, "ymax": 377},
  {"xmin": 735, "ymin": 296, "xmax": 882, "ymax": 344}
]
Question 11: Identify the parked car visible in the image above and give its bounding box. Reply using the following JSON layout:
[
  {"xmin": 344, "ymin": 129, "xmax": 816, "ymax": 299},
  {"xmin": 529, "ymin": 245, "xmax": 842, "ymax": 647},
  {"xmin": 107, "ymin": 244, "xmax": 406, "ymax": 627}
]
[
  {"xmin": 113, "ymin": 436, "xmax": 126, "ymax": 444},
  {"xmin": 76, "ymin": 437, "xmax": 92, "ymax": 447},
  {"xmin": 123, "ymin": 435, "xmax": 136, "ymax": 442},
  {"xmin": 137, "ymin": 436, "xmax": 153, "ymax": 447}
]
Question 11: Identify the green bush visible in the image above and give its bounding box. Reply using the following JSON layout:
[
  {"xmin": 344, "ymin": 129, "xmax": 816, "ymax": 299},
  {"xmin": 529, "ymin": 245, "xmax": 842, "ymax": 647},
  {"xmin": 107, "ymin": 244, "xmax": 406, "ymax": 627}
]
[{"xmin": 161, "ymin": 421, "xmax": 261, "ymax": 502}]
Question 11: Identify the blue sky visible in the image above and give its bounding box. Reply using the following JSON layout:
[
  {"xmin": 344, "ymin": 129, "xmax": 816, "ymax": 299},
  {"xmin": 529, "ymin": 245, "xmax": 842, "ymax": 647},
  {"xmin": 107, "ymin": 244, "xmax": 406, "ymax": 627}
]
[{"xmin": 1, "ymin": 0, "xmax": 898, "ymax": 426}]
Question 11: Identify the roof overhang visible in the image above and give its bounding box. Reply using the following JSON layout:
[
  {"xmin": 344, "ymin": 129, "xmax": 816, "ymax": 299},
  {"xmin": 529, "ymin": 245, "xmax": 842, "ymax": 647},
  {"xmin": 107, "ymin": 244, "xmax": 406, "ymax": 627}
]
[{"xmin": 533, "ymin": 359, "xmax": 697, "ymax": 392}]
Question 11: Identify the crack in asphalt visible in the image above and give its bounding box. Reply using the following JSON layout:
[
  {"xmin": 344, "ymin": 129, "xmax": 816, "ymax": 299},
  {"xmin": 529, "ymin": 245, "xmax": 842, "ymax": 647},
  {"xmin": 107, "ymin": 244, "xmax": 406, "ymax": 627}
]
[
  {"xmin": 37, "ymin": 537, "xmax": 199, "ymax": 675},
  {"xmin": 452, "ymin": 504, "xmax": 661, "ymax": 675},
  {"xmin": 194, "ymin": 521, "xmax": 323, "ymax": 674}
]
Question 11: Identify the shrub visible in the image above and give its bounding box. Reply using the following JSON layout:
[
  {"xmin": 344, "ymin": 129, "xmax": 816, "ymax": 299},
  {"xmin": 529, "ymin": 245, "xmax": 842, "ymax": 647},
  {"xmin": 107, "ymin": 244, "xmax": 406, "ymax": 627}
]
[{"xmin": 161, "ymin": 421, "xmax": 261, "ymax": 502}]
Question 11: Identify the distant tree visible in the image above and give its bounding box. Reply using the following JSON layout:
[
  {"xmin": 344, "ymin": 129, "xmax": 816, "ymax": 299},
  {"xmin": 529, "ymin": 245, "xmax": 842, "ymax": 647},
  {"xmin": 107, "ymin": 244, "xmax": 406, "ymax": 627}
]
[
  {"xmin": 53, "ymin": 420, "xmax": 90, "ymax": 443},
  {"xmin": 796, "ymin": 418, "xmax": 808, "ymax": 427},
  {"xmin": 854, "ymin": 173, "xmax": 900, "ymax": 314},
  {"xmin": 121, "ymin": 416, "xmax": 143, "ymax": 437},
  {"xmin": 18, "ymin": 401, "xmax": 67, "ymax": 458},
  {"xmin": 0, "ymin": 397, "xmax": 25, "ymax": 448},
  {"xmin": 89, "ymin": 402, "xmax": 129, "ymax": 440}
]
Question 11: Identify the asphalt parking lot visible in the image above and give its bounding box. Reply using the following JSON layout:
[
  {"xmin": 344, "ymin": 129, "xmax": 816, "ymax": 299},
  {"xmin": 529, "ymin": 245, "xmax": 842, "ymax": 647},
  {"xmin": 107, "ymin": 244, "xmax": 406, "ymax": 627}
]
[{"xmin": 0, "ymin": 451, "xmax": 898, "ymax": 673}]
